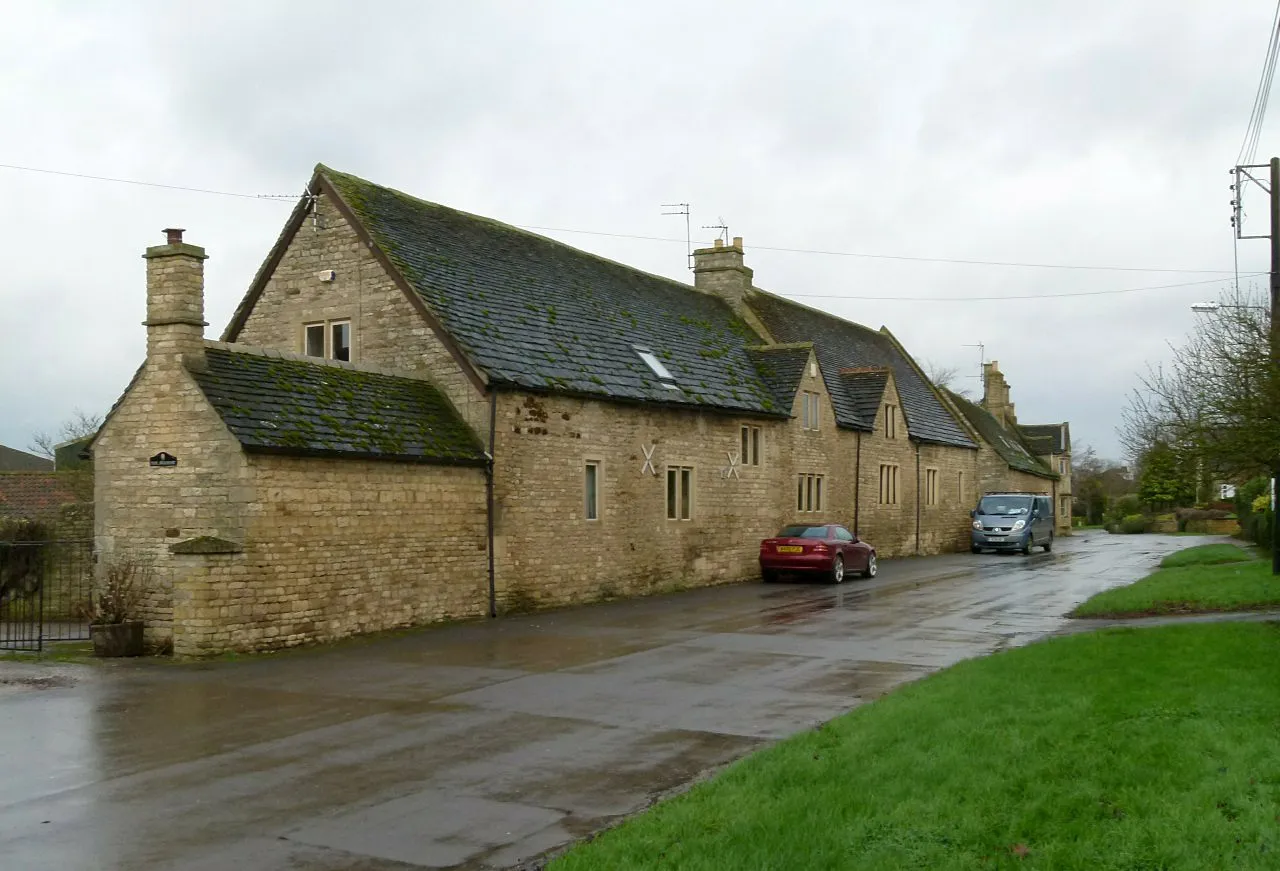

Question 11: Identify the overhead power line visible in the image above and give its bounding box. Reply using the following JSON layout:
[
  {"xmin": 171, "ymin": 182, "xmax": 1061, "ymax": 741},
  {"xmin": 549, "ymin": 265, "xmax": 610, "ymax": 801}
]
[
  {"xmin": 1237, "ymin": 0, "xmax": 1280, "ymax": 165},
  {"xmin": 783, "ymin": 273, "xmax": 1267, "ymax": 302},
  {"xmin": 0, "ymin": 160, "xmax": 1237, "ymax": 275}
]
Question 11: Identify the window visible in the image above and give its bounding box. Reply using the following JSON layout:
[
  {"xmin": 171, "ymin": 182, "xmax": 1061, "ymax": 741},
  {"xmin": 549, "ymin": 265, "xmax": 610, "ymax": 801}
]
[
  {"xmin": 740, "ymin": 425, "xmax": 761, "ymax": 466},
  {"xmin": 958, "ymin": 471, "xmax": 966, "ymax": 503},
  {"xmin": 303, "ymin": 319, "xmax": 352, "ymax": 361},
  {"xmin": 884, "ymin": 404, "xmax": 898, "ymax": 439},
  {"xmin": 635, "ymin": 346, "xmax": 678, "ymax": 389},
  {"xmin": 878, "ymin": 464, "xmax": 899, "ymax": 505},
  {"xmin": 667, "ymin": 466, "xmax": 693, "ymax": 520},
  {"xmin": 584, "ymin": 462, "xmax": 599, "ymax": 521},
  {"xmin": 1060, "ymin": 495, "xmax": 1070, "ymax": 517},
  {"xmin": 1059, "ymin": 458, "xmax": 1068, "ymax": 475},
  {"xmin": 797, "ymin": 473, "xmax": 824, "ymax": 512},
  {"xmin": 925, "ymin": 468, "xmax": 938, "ymax": 506},
  {"xmin": 802, "ymin": 391, "xmax": 821, "ymax": 430}
]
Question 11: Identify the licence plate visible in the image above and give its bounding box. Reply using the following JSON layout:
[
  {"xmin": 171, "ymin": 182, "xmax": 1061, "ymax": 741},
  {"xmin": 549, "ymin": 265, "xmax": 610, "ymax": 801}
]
[{"xmin": 776, "ymin": 545, "xmax": 803, "ymax": 553}]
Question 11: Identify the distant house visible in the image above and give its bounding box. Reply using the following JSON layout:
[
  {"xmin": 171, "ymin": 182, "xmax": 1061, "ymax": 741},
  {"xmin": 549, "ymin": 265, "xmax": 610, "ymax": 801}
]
[{"xmin": 0, "ymin": 444, "xmax": 53, "ymax": 472}]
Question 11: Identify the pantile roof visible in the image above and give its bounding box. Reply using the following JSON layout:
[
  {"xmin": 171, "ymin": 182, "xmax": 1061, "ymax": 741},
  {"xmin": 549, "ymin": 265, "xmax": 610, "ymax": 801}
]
[{"xmin": 0, "ymin": 472, "xmax": 89, "ymax": 519}]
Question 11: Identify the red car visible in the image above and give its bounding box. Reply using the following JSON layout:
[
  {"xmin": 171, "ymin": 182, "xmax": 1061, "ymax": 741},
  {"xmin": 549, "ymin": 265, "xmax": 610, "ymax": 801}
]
[{"xmin": 759, "ymin": 524, "xmax": 877, "ymax": 584}]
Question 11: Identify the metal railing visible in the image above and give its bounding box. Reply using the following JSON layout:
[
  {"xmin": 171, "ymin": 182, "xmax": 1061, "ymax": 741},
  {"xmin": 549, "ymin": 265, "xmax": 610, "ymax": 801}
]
[{"xmin": 0, "ymin": 539, "xmax": 94, "ymax": 651}]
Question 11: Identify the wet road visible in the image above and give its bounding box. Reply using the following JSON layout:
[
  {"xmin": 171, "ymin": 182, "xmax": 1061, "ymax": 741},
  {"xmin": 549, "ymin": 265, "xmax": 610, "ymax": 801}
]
[{"xmin": 0, "ymin": 532, "xmax": 1204, "ymax": 870}]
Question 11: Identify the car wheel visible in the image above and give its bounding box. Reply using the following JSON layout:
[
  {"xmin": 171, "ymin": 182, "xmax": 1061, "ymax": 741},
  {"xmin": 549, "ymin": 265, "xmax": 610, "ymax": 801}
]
[
  {"xmin": 862, "ymin": 553, "xmax": 877, "ymax": 579},
  {"xmin": 761, "ymin": 569, "xmax": 778, "ymax": 583},
  {"xmin": 831, "ymin": 554, "xmax": 845, "ymax": 584},
  {"xmin": 1044, "ymin": 534, "xmax": 1053, "ymax": 553}
]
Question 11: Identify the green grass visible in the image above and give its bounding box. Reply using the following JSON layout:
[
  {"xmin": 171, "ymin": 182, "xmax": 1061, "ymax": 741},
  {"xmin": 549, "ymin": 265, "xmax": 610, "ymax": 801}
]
[
  {"xmin": 1072, "ymin": 545, "xmax": 1280, "ymax": 618},
  {"xmin": 553, "ymin": 623, "xmax": 1280, "ymax": 870},
  {"xmin": 1158, "ymin": 543, "xmax": 1254, "ymax": 568}
]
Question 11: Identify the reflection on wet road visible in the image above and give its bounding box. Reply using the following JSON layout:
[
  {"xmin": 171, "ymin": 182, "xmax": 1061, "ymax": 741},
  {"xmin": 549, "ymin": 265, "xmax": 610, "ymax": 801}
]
[{"xmin": 0, "ymin": 532, "xmax": 1204, "ymax": 870}]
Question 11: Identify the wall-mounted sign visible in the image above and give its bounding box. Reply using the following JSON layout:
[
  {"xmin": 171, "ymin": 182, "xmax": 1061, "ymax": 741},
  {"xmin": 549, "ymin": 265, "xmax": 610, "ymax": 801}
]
[{"xmin": 149, "ymin": 452, "xmax": 178, "ymax": 467}]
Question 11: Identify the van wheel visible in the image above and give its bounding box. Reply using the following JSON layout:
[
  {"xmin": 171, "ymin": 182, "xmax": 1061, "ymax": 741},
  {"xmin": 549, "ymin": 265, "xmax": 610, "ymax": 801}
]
[
  {"xmin": 1020, "ymin": 537, "xmax": 1032, "ymax": 555},
  {"xmin": 1044, "ymin": 535, "xmax": 1053, "ymax": 553}
]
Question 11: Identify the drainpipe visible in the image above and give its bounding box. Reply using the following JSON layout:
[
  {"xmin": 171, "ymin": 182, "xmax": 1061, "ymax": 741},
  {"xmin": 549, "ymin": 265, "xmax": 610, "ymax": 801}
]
[
  {"xmin": 915, "ymin": 442, "xmax": 921, "ymax": 555},
  {"xmin": 853, "ymin": 431, "xmax": 861, "ymax": 537},
  {"xmin": 486, "ymin": 390, "xmax": 497, "ymax": 618}
]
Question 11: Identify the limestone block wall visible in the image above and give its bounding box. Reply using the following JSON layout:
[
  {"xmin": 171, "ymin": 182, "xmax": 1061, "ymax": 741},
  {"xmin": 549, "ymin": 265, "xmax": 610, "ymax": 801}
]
[
  {"xmin": 915, "ymin": 442, "xmax": 979, "ymax": 554},
  {"xmin": 230, "ymin": 195, "xmax": 491, "ymax": 443},
  {"xmin": 173, "ymin": 456, "xmax": 488, "ymax": 656},
  {"xmin": 94, "ymin": 364, "xmax": 252, "ymax": 639},
  {"xmin": 855, "ymin": 377, "xmax": 924, "ymax": 557}
]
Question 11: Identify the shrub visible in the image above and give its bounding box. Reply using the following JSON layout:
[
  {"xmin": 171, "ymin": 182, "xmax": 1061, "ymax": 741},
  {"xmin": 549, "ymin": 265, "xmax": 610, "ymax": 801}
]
[
  {"xmin": 79, "ymin": 556, "xmax": 152, "ymax": 624},
  {"xmin": 1105, "ymin": 495, "xmax": 1142, "ymax": 528},
  {"xmin": 1119, "ymin": 514, "xmax": 1148, "ymax": 534}
]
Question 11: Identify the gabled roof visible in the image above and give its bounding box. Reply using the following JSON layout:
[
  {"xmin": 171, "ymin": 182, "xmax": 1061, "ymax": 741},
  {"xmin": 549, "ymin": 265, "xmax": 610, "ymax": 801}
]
[
  {"xmin": 748, "ymin": 292, "xmax": 975, "ymax": 447},
  {"xmin": 288, "ymin": 166, "xmax": 784, "ymax": 418},
  {"xmin": 944, "ymin": 390, "xmax": 1056, "ymax": 479},
  {"xmin": 190, "ymin": 344, "xmax": 487, "ymax": 466},
  {"xmin": 1019, "ymin": 423, "xmax": 1069, "ymax": 455},
  {"xmin": 745, "ymin": 344, "xmax": 811, "ymax": 413},
  {"xmin": 839, "ymin": 368, "xmax": 891, "ymax": 425},
  {"xmin": 0, "ymin": 445, "xmax": 53, "ymax": 472}
]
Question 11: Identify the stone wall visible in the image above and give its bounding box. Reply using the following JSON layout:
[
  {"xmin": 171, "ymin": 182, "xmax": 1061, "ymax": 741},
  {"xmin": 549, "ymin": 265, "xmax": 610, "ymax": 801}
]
[
  {"xmin": 231, "ymin": 195, "xmax": 492, "ymax": 444},
  {"xmin": 94, "ymin": 363, "xmax": 252, "ymax": 640},
  {"xmin": 172, "ymin": 456, "xmax": 487, "ymax": 656}
]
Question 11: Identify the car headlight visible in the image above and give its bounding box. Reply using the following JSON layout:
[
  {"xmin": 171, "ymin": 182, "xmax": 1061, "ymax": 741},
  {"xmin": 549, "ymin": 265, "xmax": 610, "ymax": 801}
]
[
  {"xmin": 971, "ymin": 520, "xmax": 982, "ymax": 530},
  {"xmin": 1013, "ymin": 519, "xmax": 1026, "ymax": 531}
]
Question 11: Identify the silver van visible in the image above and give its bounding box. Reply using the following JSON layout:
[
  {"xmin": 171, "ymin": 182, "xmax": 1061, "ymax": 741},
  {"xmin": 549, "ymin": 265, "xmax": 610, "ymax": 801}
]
[{"xmin": 970, "ymin": 492, "xmax": 1054, "ymax": 554}]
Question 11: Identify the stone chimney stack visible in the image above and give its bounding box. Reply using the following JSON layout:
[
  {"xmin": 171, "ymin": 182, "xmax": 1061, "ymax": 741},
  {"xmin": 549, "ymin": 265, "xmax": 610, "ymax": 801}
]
[
  {"xmin": 692, "ymin": 236, "xmax": 753, "ymax": 313},
  {"xmin": 981, "ymin": 360, "xmax": 1016, "ymax": 426},
  {"xmin": 144, "ymin": 228, "xmax": 208, "ymax": 371}
]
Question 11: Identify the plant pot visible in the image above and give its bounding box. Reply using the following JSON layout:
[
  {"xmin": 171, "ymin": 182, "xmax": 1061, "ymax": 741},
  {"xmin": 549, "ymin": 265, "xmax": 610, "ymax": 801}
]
[{"xmin": 90, "ymin": 621, "xmax": 145, "ymax": 657}]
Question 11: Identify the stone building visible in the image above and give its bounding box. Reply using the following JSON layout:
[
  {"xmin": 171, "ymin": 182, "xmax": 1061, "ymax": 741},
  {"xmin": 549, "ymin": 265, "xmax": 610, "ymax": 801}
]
[{"xmin": 94, "ymin": 164, "xmax": 1072, "ymax": 654}]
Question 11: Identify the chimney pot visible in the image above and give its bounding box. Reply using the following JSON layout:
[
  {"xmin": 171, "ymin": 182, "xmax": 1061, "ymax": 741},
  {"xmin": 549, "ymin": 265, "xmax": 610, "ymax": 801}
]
[
  {"xmin": 713, "ymin": 238, "xmax": 723, "ymax": 248},
  {"xmin": 165, "ymin": 228, "xmax": 185, "ymax": 245},
  {"xmin": 732, "ymin": 236, "xmax": 743, "ymax": 248}
]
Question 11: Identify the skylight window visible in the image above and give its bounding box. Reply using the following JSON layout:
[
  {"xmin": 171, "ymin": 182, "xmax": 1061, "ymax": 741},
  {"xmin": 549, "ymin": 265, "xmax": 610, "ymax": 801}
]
[{"xmin": 634, "ymin": 346, "xmax": 679, "ymax": 389}]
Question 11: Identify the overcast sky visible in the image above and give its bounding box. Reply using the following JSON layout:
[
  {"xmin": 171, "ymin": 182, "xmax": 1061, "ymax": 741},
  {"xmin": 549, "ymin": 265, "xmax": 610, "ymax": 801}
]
[{"xmin": 1, "ymin": 1, "xmax": 1274, "ymax": 461}]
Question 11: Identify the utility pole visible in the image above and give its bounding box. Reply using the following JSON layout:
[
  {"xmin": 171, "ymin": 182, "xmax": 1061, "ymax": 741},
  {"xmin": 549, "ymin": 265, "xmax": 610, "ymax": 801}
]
[{"xmin": 1270, "ymin": 157, "xmax": 1279, "ymax": 575}]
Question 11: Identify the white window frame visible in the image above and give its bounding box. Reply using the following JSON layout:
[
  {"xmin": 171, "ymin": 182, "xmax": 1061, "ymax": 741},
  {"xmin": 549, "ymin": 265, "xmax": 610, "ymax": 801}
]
[
  {"xmin": 302, "ymin": 318, "xmax": 353, "ymax": 362},
  {"xmin": 584, "ymin": 461, "xmax": 600, "ymax": 521},
  {"xmin": 666, "ymin": 465, "xmax": 694, "ymax": 520},
  {"xmin": 1059, "ymin": 458, "xmax": 1068, "ymax": 475},
  {"xmin": 740, "ymin": 425, "xmax": 762, "ymax": 466},
  {"xmin": 635, "ymin": 346, "xmax": 678, "ymax": 389},
  {"xmin": 878, "ymin": 463, "xmax": 899, "ymax": 505},
  {"xmin": 796, "ymin": 473, "xmax": 824, "ymax": 512}
]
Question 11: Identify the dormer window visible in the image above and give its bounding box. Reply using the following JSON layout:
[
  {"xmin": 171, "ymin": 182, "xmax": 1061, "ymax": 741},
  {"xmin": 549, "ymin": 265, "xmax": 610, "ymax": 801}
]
[{"xmin": 635, "ymin": 346, "xmax": 678, "ymax": 389}]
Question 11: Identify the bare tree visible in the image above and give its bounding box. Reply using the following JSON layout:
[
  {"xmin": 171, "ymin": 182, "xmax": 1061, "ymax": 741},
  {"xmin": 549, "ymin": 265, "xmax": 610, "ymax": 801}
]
[
  {"xmin": 923, "ymin": 360, "xmax": 973, "ymax": 398},
  {"xmin": 1118, "ymin": 284, "xmax": 1279, "ymax": 481},
  {"xmin": 29, "ymin": 409, "xmax": 102, "ymax": 459}
]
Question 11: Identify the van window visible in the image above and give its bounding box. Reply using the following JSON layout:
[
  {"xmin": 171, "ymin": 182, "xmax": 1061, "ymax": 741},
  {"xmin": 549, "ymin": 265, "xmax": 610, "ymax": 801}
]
[{"xmin": 977, "ymin": 495, "xmax": 1031, "ymax": 516}]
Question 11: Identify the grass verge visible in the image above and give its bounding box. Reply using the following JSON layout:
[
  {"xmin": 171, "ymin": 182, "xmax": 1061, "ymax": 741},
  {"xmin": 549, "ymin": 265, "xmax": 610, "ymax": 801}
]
[
  {"xmin": 552, "ymin": 622, "xmax": 1280, "ymax": 870},
  {"xmin": 1072, "ymin": 544, "xmax": 1279, "ymax": 618}
]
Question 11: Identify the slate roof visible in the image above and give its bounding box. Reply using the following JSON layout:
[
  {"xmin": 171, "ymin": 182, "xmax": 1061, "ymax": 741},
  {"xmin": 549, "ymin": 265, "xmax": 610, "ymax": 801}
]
[
  {"xmin": 190, "ymin": 345, "xmax": 487, "ymax": 465},
  {"xmin": 319, "ymin": 167, "xmax": 784, "ymax": 417},
  {"xmin": 745, "ymin": 345, "xmax": 811, "ymax": 412},
  {"xmin": 0, "ymin": 472, "xmax": 88, "ymax": 519},
  {"xmin": 1019, "ymin": 423, "xmax": 1069, "ymax": 455},
  {"xmin": 840, "ymin": 368, "xmax": 891, "ymax": 425},
  {"xmin": 748, "ymin": 292, "xmax": 975, "ymax": 447},
  {"xmin": 0, "ymin": 445, "xmax": 53, "ymax": 472},
  {"xmin": 944, "ymin": 390, "xmax": 1056, "ymax": 479}
]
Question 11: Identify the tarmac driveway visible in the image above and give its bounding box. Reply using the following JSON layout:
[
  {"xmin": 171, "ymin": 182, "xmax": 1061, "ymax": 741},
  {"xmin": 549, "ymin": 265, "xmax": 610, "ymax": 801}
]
[{"xmin": 0, "ymin": 532, "xmax": 1202, "ymax": 870}]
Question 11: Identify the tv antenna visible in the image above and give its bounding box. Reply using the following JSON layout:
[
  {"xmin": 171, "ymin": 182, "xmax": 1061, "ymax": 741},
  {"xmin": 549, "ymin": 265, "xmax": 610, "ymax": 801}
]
[
  {"xmin": 962, "ymin": 342, "xmax": 986, "ymax": 388},
  {"xmin": 702, "ymin": 217, "xmax": 729, "ymax": 244},
  {"xmin": 661, "ymin": 202, "xmax": 692, "ymax": 269}
]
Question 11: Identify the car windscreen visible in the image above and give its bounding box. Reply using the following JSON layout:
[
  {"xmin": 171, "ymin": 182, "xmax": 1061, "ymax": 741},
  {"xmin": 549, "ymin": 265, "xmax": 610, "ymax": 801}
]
[
  {"xmin": 776, "ymin": 525, "xmax": 828, "ymax": 538},
  {"xmin": 977, "ymin": 496, "xmax": 1032, "ymax": 516}
]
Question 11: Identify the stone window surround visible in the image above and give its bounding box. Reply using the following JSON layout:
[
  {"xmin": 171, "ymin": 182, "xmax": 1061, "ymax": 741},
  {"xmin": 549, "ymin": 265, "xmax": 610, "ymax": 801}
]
[
  {"xmin": 740, "ymin": 425, "xmax": 762, "ymax": 466},
  {"xmin": 796, "ymin": 473, "xmax": 824, "ymax": 513},
  {"xmin": 666, "ymin": 465, "xmax": 694, "ymax": 521},
  {"xmin": 301, "ymin": 317, "xmax": 353, "ymax": 362},
  {"xmin": 878, "ymin": 463, "xmax": 899, "ymax": 505},
  {"xmin": 584, "ymin": 460, "xmax": 601, "ymax": 521},
  {"xmin": 884, "ymin": 403, "xmax": 899, "ymax": 439},
  {"xmin": 801, "ymin": 391, "xmax": 820, "ymax": 430},
  {"xmin": 925, "ymin": 467, "xmax": 939, "ymax": 506}
]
